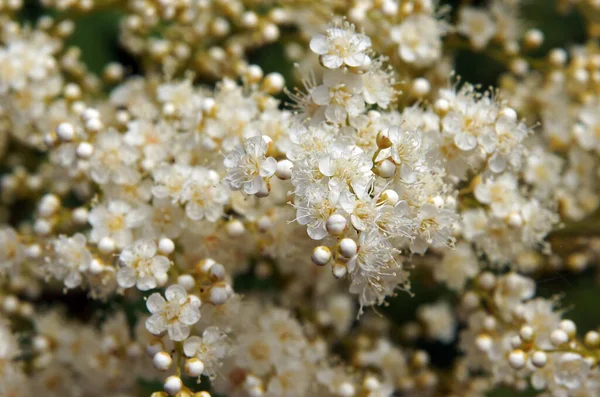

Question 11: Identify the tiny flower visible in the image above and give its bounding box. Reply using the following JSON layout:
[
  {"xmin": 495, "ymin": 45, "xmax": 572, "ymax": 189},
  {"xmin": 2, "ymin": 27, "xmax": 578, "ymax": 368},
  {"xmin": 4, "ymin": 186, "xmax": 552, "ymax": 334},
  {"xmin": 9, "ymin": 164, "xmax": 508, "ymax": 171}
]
[
  {"xmin": 224, "ymin": 135, "xmax": 277, "ymax": 195},
  {"xmin": 310, "ymin": 22, "xmax": 372, "ymax": 69},
  {"xmin": 118, "ymin": 239, "xmax": 172, "ymax": 291},
  {"xmin": 145, "ymin": 284, "xmax": 201, "ymax": 341},
  {"xmin": 181, "ymin": 167, "xmax": 229, "ymax": 222},
  {"xmin": 183, "ymin": 326, "xmax": 229, "ymax": 379}
]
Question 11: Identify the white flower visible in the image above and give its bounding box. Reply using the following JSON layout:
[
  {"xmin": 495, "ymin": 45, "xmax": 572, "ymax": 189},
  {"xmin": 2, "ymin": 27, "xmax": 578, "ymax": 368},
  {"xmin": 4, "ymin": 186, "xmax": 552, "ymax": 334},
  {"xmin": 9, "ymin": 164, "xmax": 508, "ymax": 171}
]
[
  {"xmin": 311, "ymin": 69, "xmax": 365, "ymax": 124},
  {"xmin": 417, "ymin": 301, "xmax": 456, "ymax": 343},
  {"xmin": 145, "ymin": 284, "xmax": 201, "ymax": 341},
  {"xmin": 310, "ymin": 22, "xmax": 372, "ymax": 69},
  {"xmin": 442, "ymin": 96, "xmax": 497, "ymax": 152},
  {"xmin": 347, "ymin": 231, "xmax": 404, "ymax": 310},
  {"xmin": 152, "ymin": 163, "xmax": 191, "ymax": 203},
  {"xmin": 118, "ymin": 239, "xmax": 171, "ymax": 291},
  {"xmin": 390, "ymin": 14, "xmax": 444, "ymax": 67},
  {"xmin": 474, "ymin": 174, "xmax": 521, "ymax": 218},
  {"xmin": 124, "ymin": 119, "xmax": 174, "ymax": 166},
  {"xmin": 434, "ymin": 242, "xmax": 479, "ymax": 291},
  {"xmin": 89, "ymin": 129, "xmax": 139, "ymax": 185},
  {"xmin": 0, "ymin": 30, "xmax": 60, "ymax": 92},
  {"xmin": 493, "ymin": 273, "xmax": 535, "ymax": 318},
  {"xmin": 457, "ymin": 7, "xmax": 496, "ymax": 50},
  {"xmin": 318, "ymin": 142, "xmax": 373, "ymax": 192},
  {"xmin": 361, "ymin": 58, "xmax": 396, "ymax": 108},
  {"xmin": 224, "ymin": 135, "xmax": 277, "ymax": 195},
  {"xmin": 0, "ymin": 227, "xmax": 23, "ymax": 275},
  {"xmin": 554, "ymin": 353, "xmax": 590, "ymax": 390},
  {"xmin": 295, "ymin": 182, "xmax": 342, "ymax": 240},
  {"xmin": 49, "ymin": 233, "xmax": 92, "ymax": 289},
  {"xmin": 381, "ymin": 126, "xmax": 423, "ymax": 183},
  {"xmin": 410, "ymin": 203, "xmax": 457, "ymax": 254},
  {"xmin": 183, "ymin": 326, "xmax": 229, "ymax": 379},
  {"xmin": 88, "ymin": 200, "xmax": 149, "ymax": 248},
  {"xmin": 339, "ymin": 187, "xmax": 379, "ymax": 232},
  {"xmin": 181, "ymin": 167, "xmax": 229, "ymax": 222}
]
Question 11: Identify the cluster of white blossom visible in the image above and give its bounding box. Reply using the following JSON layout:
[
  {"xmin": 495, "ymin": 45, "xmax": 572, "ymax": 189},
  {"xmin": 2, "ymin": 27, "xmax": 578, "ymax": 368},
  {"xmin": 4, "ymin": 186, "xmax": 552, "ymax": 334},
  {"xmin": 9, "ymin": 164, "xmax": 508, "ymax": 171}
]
[{"xmin": 1, "ymin": 1, "xmax": 600, "ymax": 397}]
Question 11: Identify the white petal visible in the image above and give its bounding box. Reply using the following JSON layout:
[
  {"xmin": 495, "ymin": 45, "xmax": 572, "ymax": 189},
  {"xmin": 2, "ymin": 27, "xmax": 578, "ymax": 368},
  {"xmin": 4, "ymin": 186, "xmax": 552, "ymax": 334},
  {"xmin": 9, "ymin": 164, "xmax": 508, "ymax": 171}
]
[
  {"xmin": 145, "ymin": 314, "xmax": 167, "ymax": 335},
  {"xmin": 309, "ymin": 34, "xmax": 329, "ymax": 55},
  {"xmin": 166, "ymin": 284, "xmax": 188, "ymax": 304},
  {"xmin": 146, "ymin": 293, "xmax": 166, "ymax": 313},
  {"xmin": 117, "ymin": 267, "xmax": 137, "ymax": 288}
]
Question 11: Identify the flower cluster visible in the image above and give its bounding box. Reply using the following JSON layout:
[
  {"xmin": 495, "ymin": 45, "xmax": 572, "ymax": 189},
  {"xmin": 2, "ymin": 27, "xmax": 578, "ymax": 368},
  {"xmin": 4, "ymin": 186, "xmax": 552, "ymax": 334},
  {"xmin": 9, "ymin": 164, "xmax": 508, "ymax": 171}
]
[{"xmin": 1, "ymin": 1, "xmax": 600, "ymax": 397}]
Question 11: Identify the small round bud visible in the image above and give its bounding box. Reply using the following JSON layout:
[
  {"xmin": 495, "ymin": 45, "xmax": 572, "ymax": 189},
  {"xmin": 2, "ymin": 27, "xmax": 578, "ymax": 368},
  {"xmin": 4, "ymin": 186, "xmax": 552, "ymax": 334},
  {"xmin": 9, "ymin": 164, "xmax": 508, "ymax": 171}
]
[
  {"xmin": 89, "ymin": 259, "xmax": 104, "ymax": 275},
  {"xmin": 85, "ymin": 118, "xmax": 103, "ymax": 132},
  {"xmin": 339, "ymin": 238, "xmax": 357, "ymax": 258},
  {"xmin": 412, "ymin": 351, "xmax": 430, "ymax": 368},
  {"xmin": 185, "ymin": 358, "xmax": 205, "ymax": 377},
  {"xmin": 475, "ymin": 334, "xmax": 493, "ymax": 352},
  {"xmin": 332, "ymin": 262, "xmax": 348, "ymax": 278},
  {"xmin": 375, "ymin": 159, "xmax": 396, "ymax": 178},
  {"xmin": 209, "ymin": 284, "xmax": 232, "ymax": 305},
  {"xmin": 559, "ymin": 319, "xmax": 577, "ymax": 337},
  {"xmin": 478, "ymin": 272, "xmax": 496, "ymax": 290},
  {"xmin": 524, "ymin": 29, "xmax": 544, "ymax": 48},
  {"xmin": 510, "ymin": 58, "xmax": 529, "ymax": 76},
  {"xmin": 245, "ymin": 65, "xmax": 264, "ymax": 84},
  {"xmin": 519, "ymin": 325, "xmax": 535, "ymax": 343},
  {"xmin": 33, "ymin": 335, "xmax": 50, "ymax": 353},
  {"xmin": 275, "ymin": 159, "xmax": 293, "ymax": 180},
  {"xmin": 25, "ymin": 244, "xmax": 42, "ymax": 259},
  {"xmin": 508, "ymin": 349, "xmax": 527, "ymax": 369},
  {"xmin": 2, "ymin": 295, "xmax": 19, "ymax": 314},
  {"xmin": 209, "ymin": 263, "xmax": 227, "ymax": 281},
  {"xmin": 158, "ymin": 238, "xmax": 175, "ymax": 255},
  {"xmin": 326, "ymin": 214, "xmax": 347, "ymax": 236},
  {"xmin": 549, "ymin": 48, "xmax": 567, "ymax": 67},
  {"xmin": 162, "ymin": 103, "xmax": 176, "ymax": 117},
  {"xmin": 411, "ymin": 78, "xmax": 431, "ymax": 96},
  {"xmin": 81, "ymin": 108, "xmax": 99, "ymax": 121},
  {"xmin": 257, "ymin": 215, "xmax": 273, "ymax": 232},
  {"xmin": 531, "ymin": 351, "xmax": 547, "ymax": 368},
  {"xmin": 508, "ymin": 212, "xmax": 523, "ymax": 228},
  {"xmin": 153, "ymin": 351, "xmax": 173, "ymax": 371},
  {"xmin": 164, "ymin": 376, "xmax": 183, "ymax": 395},
  {"xmin": 241, "ymin": 11, "xmax": 258, "ymax": 27},
  {"xmin": 585, "ymin": 331, "xmax": 600, "ymax": 348},
  {"xmin": 34, "ymin": 219, "xmax": 52, "ymax": 236},
  {"xmin": 483, "ymin": 316, "xmax": 497, "ymax": 331},
  {"xmin": 263, "ymin": 73, "xmax": 285, "ymax": 94},
  {"xmin": 39, "ymin": 194, "xmax": 60, "ymax": 217},
  {"xmin": 312, "ymin": 246, "xmax": 332, "ymax": 266},
  {"xmin": 76, "ymin": 142, "xmax": 94, "ymax": 159},
  {"xmin": 510, "ymin": 335, "xmax": 522, "ymax": 349},
  {"xmin": 177, "ymin": 275, "xmax": 195, "ymax": 291},
  {"xmin": 338, "ymin": 382, "xmax": 355, "ymax": 397},
  {"xmin": 380, "ymin": 189, "xmax": 399, "ymax": 206},
  {"xmin": 550, "ymin": 329, "xmax": 569, "ymax": 346},
  {"xmin": 104, "ymin": 62, "xmax": 124, "ymax": 82},
  {"xmin": 500, "ymin": 107, "xmax": 518, "ymax": 122},
  {"xmin": 98, "ymin": 237, "xmax": 116, "ymax": 254},
  {"xmin": 262, "ymin": 23, "xmax": 279, "ymax": 41},
  {"xmin": 56, "ymin": 122, "xmax": 75, "ymax": 141},
  {"xmin": 363, "ymin": 376, "xmax": 380, "ymax": 391},
  {"xmin": 226, "ymin": 219, "xmax": 245, "ymax": 237},
  {"xmin": 72, "ymin": 207, "xmax": 89, "ymax": 224},
  {"xmin": 434, "ymin": 98, "xmax": 450, "ymax": 114}
]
